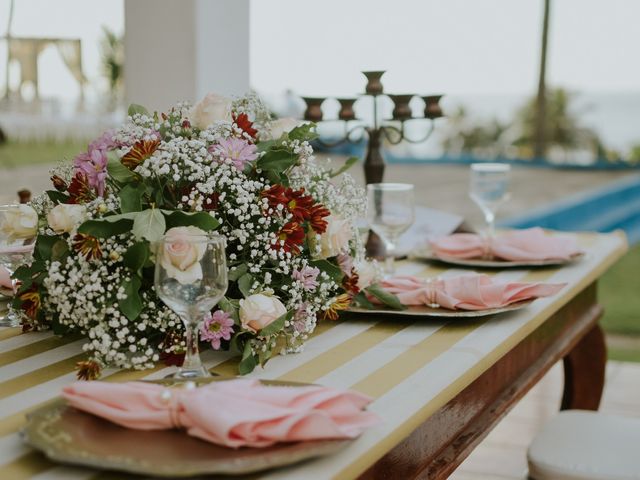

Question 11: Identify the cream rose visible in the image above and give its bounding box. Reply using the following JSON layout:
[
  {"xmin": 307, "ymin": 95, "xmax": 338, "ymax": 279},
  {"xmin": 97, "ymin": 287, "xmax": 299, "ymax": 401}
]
[
  {"xmin": 0, "ymin": 205, "xmax": 38, "ymax": 242},
  {"xmin": 160, "ymin": 226, "xmax": 208, "ymax": 284},
  {"xmin": 317, "ymin": 214, "xmax": 353, "ymax": 259},
  {"xmin": 355, "ymin": 260, "xmax": 378, "ymax": 290},
  {"xmin": 239, "ymin": 293, "xmax": 287, "ymax": 333},
  {"xmin": 190, "ymin": 93, "xmax": 233, "ymax": 130},
  {"xmin": 47, "ymin": 204, "xmax": 87, "ymax": 234},
  {"xmin": 268, "ymin": 117, "xmax": 303, "ymax": 140}
]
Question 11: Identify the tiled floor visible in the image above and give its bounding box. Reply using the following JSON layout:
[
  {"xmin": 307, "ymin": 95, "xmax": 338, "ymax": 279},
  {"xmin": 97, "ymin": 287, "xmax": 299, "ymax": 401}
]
[{"xmin": 449, "ymin": 360, "xmax": 640, "ymax": 479}]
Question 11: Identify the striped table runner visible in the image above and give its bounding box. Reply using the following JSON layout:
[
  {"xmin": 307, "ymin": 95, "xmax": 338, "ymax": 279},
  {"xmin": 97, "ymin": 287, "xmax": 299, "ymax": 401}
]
[{"xmin": 0, "ymin": 231, "xmax": 627, "ymax": 480}]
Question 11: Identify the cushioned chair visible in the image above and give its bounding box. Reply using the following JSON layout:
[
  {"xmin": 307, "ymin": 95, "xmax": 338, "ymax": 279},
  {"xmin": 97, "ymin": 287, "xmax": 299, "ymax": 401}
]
[{"xmin": 527, "ymin": 410, "xmax": 640, "ymax": 480}]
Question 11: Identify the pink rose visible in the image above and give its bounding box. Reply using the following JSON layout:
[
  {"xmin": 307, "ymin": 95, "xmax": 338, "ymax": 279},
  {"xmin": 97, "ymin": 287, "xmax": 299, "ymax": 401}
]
[
  {"xmin": 160, "ymin": 226, "xmax": 207, "ymax": 284},
  {"xmin": 239, "ymin": 294, "xmax": 287, "ymax": 333}
]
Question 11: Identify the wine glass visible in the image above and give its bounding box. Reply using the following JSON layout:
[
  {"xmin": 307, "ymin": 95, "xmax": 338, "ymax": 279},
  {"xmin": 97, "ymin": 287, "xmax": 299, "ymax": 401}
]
[
  {"xmin": 469, "ymin": 163, "xmax": 511, "ymax": 239},
  {"xmin": 154, "ymin": 232, "xmax": 227, "ymax": 379},
  {"xmin": 0, "ymin": 204, "xmax": 37, "ymax": 327},
  {"xmin": 367, "ymin": 183, "xmax": 415, "ymax": 275}
]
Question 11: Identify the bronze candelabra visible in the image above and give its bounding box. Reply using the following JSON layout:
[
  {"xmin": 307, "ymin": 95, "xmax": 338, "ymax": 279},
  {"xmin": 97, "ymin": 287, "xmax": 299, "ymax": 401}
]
[{"xmin": 300, "ymin": 71, "xmax": 444, "ymax": 184}]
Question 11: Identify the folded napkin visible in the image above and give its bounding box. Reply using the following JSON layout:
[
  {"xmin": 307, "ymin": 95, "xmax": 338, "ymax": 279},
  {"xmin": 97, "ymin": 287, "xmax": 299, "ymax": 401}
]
[
  {"xmin": 0, "ymin": 266, "xmax": 12, "ymax": 291},
  {"xmin": 430, "ymin": 227, "xmax": 582, "ymax": 261},
  {"xmin": 62, "ymin": 379, "xmax": 380, "ymax": 448},
  {"xmin": 377, "ymin": 274, "xmax": 565, "ymax": 310}
]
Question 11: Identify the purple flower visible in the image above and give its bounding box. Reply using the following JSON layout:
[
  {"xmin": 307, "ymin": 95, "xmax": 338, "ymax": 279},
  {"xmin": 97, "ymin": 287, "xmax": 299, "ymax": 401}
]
[
  {"xmin": 73, "ymin": 148, "xmax": 108, "ymax": 197},
  {"xmin": 200, "ymin": 310, "xmax": 234, "ymax": 350},
  {"xmin": 292, "ymin": 266, "xmax": 320, "ymax": 291},
  {"xmin": 73, "ymin": 130, "xmax": 118, "ymax": 197},
  {"xmin": 293, "ymin": 302, "xmax": 313, "ymax": 333},
  {"xmin": 209, "ymin": 137, "xmax": 257, "ymax": 171}
]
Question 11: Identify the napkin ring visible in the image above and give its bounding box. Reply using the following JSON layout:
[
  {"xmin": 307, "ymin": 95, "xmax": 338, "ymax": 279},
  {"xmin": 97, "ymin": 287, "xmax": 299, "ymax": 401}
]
[{"xmin": 424, "ymin": 277, "xmax": 441, "ymax": 309}]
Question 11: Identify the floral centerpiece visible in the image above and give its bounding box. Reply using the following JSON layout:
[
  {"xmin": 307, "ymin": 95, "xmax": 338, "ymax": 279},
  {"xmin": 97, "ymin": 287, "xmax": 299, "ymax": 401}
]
[{"xmin": 12, "ymin": 92, "xmax": 401, "ymax": 378}]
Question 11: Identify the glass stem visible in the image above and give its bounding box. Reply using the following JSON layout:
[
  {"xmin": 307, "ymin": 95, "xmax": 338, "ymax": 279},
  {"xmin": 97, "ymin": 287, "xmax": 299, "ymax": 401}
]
[
  {"xmin": 486, "ymin": 212, "xmax": 496, "ymax": 240},
  {"xmin": 181, "ymin": 317, "xmax": 203, "ymax": 372},
  {"xmin": 384, "ymin": 237, "xmax": 397, "ymax": 275}
]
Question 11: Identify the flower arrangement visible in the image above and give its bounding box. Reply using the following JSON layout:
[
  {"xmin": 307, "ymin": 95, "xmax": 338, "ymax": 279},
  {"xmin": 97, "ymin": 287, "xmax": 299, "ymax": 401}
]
[{"xmin": 12, "ymin": 92, "xmax": 400, "ymax": 378}]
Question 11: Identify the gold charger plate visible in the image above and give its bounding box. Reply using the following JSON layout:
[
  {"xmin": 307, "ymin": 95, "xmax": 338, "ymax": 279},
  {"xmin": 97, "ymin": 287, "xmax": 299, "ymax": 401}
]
[
  {"xmin": 21, "ymin": 378, "xmax": 352, "ymax": 478},
  {"xmin": 413, "ymin": 249, "xmax": 585, "ymax": 268},
  {"xmin": 348, "ymin": 299, "xmax": 533, "ymax": 318}
]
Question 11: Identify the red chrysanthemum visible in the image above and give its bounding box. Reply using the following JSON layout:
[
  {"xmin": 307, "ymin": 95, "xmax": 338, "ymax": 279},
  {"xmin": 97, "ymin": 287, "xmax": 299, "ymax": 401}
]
[
  {"xmin": 67, "ymin": 172, "xmax": 95, "ymax": 204},
  {"xmin": 342, "ymin": 269, "xmax": 361, "ymax": 295},
  {"xmin": 261, "ymin": 184, "xmax": 288, "ymax": 207},
  {"xmin": 19, "ymin": 287, "xmax": 41, "ymax": 320},
  {"xmin": 309, "ymin": 204, "xmax": 331, "ymax": 234},
  {"xmin": 72, "ymin": 233, "xmax": 103, "ymax": 261},
  {"xmin": 285, "ymin": 189, "xmax": 315, "ymax": 222},
  {"xmin": 233, "ymin": 113, "xmax": 258, "ymax": 140},
  {"xmin": 275, "ymin": 221, "xmax": 305, "ymax": 254}
]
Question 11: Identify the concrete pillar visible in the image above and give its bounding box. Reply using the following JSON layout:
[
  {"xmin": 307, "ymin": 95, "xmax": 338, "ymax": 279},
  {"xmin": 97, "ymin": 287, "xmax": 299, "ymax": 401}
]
[{"xmin": 124, "ymin": 0, "xmax": 250, "ymax": 112}]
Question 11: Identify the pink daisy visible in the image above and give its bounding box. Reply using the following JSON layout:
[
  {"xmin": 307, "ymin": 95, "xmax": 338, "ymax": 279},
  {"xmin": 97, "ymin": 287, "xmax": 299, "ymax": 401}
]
[
  {"xmin": 200, "ymin": 310, "xmax": 234, "ymax": 350},
  {"xmin": 209, "ymin": 137, "xmax": 257, "ymax": 171}
]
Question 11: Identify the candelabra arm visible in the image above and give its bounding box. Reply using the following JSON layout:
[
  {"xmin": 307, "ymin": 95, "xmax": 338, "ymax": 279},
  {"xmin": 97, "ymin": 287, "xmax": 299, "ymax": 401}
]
[
  {"xmin": 380, "ymin": 124, "xmax": 405, "ymax": 145},
  {"xmin": 398, "ymin": 119, "xmax": 436, "ymax": 144},
  {"xmin": 314, "ymin": 123, "xmax": 368, "ymax": 148}
]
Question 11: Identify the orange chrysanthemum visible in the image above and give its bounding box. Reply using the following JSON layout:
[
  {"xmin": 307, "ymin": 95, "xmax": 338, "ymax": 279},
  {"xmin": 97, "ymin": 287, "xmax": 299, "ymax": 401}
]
[
  {"xmin": 72, "ymin": 233, "xmax": 103, "ymax": 260},
  {"xmin": 121, "ymin": 138, "xmax": 160, "ymax": 169},
  {"xmin": 19, "ymin": 288, "xmax": 40, "ymax": 320},
  {"xmin": 323, "ymin": 294, "xmax": 352, "ymax": 321},
  {"xmin": 76, "ymin": 360, "xmax": 102, "ymax": 380}
]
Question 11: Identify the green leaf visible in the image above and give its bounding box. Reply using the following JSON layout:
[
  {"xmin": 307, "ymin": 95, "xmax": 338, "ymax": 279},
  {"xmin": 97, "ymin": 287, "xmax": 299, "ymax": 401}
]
[
  {"xmin": 46, "ymin": 190, "xmax": 69, "ymax": 204},
  {"xmin": 228, "ymin": 263, "xmax": 248, "ymax": 282},
  {"xmin": 218, "ymin": 297, "xmax": 239, "ymax": 323},
  {"xmin": 330, "ymin": 156, "xmax": 359, "ymax": 178},
  {"xmin": 132, "ymin": 208, "xmax": 166, "ymax": 242},
  {"xmin": 51, "ymin": 239, "xmax": 69, "ymax": 262},
  {"xmin": 353, "ymin": 290, "xmax": 376, "ymax": 309},
  {"xmin": 287, "ymin": 122, "xmax": 318, "ymax": 141},
  {"xmin": 238, "ymin": 341, "xmax": 258, "ymax": 375},
  {"xmin": 257, "ymin": 139, "xmax": 277, "ymax": 152},
  {"xmin": 257, "ymin": 148, "xmax": 298, "ymax": 171},
  {"xmin": 123, "ymin": 242, "xmax": 149, "ymax": 272},
  {"xmin": 365, "ymin": 283, "xmax": 406, "ymax": 311},
  {"xmin": 127, "ymin": 103, "xmax": 150, "ymax": 117},
  {"xmin": 118, "ymin": 275, "xmax": 143, "ymax": 321},
  {"xmin": 35, "ymin": 235, "xmax": 60, "ymax": 260},
  {"xmin": 229, "ymin": 331, "xmax": 248, "ymax": 354},
  {"xmin": 310, "ymin": 259, "xmax": 344, "ymax": 283},
  {"xmin": 237, "ymin": 273, "xmax": 254, "ymax": 298},
  {"xmin": 119, "ymin": 183, "xmax": 145, "ymax": 213},
  {"xmin": 107, "ymin": 153, "xmax": 137, "ymax": 183},
  {"xmin": 259, "ymin": 310, "xmax": 292, "ymax": 337},
  {"xmin": 78, "ymin": 218, "xmax": 133, "ymax": 238},
  {"xmin": 163, "ymin": 211, "xmax": 220, "ymax": 231}
]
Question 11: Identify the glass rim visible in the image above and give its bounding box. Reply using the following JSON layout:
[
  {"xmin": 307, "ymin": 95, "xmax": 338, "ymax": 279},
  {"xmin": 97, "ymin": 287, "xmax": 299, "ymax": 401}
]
[
  {"xmin": 470, "ymin": 162, "xmax": 511, "ymax": 172},
  {"xmin": 367, "ymin": 182, "xmax": 414, "ymax": 191}
]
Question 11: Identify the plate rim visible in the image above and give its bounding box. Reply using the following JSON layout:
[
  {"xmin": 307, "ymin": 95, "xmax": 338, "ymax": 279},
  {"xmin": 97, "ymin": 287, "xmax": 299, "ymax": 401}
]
[
  {"xmin": 21, "ymin": 378, "xmax": 353, "ymax": 477},
  {"xmin": 347, "ymin": 298, "xmax": 534, "ymax": 318},
  {"xmin": 412, "ymin": 250, "xmax": 585, "ymax": 268}
]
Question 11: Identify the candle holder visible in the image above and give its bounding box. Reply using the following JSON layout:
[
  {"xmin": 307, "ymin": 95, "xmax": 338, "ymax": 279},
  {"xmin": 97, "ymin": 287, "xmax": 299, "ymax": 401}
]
[{"xmin": 300, "ymin": 71, "xmax": 444, "ymax": 184}]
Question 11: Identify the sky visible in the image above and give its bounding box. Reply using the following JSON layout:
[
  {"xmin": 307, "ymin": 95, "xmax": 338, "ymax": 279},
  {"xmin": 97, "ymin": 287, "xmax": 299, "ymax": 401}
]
[{"xmin": 1, "ymin": 0, "xmax": 639, "ymax": 100}]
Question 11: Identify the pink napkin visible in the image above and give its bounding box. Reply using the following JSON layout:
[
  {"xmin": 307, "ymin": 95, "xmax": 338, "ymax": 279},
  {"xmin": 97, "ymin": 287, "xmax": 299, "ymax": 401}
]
[
  {"xmin": 0, "ymin": 266, "xmax": 12, "ymax": 290},
  {"xmin": 62, "ymin": 379, "xmax": 380, "ymax": 448},
  {"xmin": 430, "ymin": 227, "xmax": 582, "ymax": 261},
  {"xmin": 377, "ymin": 274, "xmax": 565, "ymax": 310}
]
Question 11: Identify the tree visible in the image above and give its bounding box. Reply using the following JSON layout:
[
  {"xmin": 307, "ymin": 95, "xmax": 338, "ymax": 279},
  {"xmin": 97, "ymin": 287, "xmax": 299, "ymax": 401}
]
[{"xmin": 100, "ymin": 27, "xmax": 124, "ymax": 107}]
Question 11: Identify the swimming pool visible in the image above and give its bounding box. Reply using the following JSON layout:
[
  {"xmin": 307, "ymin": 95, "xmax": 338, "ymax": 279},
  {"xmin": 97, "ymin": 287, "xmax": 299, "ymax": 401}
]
[{"xmin": 501, "ymin": 174, "xmax": 640, "ymax": 244}]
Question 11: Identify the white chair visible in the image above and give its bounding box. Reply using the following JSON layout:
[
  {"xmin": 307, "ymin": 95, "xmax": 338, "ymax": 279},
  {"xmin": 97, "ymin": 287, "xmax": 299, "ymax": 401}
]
[{"xmin": 527, "ymin": 410, "xmax": 640, "ymax": 480}]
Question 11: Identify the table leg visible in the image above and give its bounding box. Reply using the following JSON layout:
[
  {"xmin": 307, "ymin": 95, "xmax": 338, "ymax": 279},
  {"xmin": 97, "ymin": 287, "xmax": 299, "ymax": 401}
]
[{"xmin": 561, "ymin": 323, "xmax": 606, "ymax": 410}]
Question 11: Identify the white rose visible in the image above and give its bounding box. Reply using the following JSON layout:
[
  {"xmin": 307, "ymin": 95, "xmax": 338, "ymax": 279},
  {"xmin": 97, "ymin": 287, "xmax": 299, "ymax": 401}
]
[
  {"xmin": 0, "ymin": 205, "xmax": 38, "ymax": 242},
  {"xmin": 239, "ymin": 293, "xmax": 287, "ymax": 333},
  {"xmin": 269, "ymin": 117, "xmax": 303, "ymax": 140},
  {"xmin": 160, "ymin": 226, "xmax": 208, "ymax": 284},
  {"xmin": 318, "ymin": 214, "xmax": 353, "ymax": 259},
  {"xmin": 355, "ymin": 260, "xmax": 378, "ymax": 290},
  {"xmin": 190, "ymin": 93, "xmax": 233, "ymax": 130},
  {"xmin": 47, "ymin": 204, "xmax": 87, "ymax": 234}
]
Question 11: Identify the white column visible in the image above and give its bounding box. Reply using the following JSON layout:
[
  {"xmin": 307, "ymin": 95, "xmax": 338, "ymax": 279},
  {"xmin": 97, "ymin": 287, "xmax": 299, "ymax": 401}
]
[{"xmin": 124, "ymin": 0, "xmax": 250, "ymax": 112}]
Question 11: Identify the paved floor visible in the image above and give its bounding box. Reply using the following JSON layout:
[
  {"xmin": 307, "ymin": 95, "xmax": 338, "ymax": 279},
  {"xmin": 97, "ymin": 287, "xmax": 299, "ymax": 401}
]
[{"xmin": 450, "ymin": 360, "xmax": 640, "ymax": 479}]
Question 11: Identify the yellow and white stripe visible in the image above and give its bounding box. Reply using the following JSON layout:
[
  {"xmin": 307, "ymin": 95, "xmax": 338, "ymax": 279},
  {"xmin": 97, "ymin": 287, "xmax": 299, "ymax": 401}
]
[{"xmin": 0, "ymin": 231, "xmax": 627, "ymax": 480}]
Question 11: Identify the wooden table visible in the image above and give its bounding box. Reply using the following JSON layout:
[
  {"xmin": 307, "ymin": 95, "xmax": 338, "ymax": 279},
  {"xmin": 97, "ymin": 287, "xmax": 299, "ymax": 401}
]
[{"xmin": 0, "ymin": 231, "xmax": 627, "ymax": 480}]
